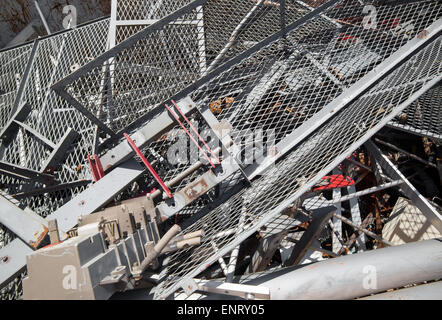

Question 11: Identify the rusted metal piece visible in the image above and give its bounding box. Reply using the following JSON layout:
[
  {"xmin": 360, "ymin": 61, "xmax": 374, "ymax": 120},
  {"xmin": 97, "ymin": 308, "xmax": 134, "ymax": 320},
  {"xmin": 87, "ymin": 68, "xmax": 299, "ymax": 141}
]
[{"xmin": 182, "ymin": 176, "xmax": 210, "ymax": 202}]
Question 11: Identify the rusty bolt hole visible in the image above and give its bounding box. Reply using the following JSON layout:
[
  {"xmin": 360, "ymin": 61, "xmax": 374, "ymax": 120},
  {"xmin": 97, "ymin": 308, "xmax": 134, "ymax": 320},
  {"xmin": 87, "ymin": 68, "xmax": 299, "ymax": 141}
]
[{"xmin": 1, "ymin": 255, "xmax": 10, "ymax": 264}]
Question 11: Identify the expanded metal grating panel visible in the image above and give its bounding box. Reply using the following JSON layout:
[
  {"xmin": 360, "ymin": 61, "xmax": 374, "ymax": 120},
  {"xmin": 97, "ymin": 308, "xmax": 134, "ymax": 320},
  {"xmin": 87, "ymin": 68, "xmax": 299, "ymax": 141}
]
[
  {"xmin": 388, "ymin": 82, "xmax": 442, "ymax": 140},
  {"xmin": 116, "ymin": 0, "xmax": 193, "ymax": 21},
  {"xmin": 53, "ymin": 0, "xmax": 319, "ymax": 135},
  {"xmin": 153, "ymin": 6, "xmax": 442, "ymax": 300},
  {"xmin": 196, "ymin": 0, "xmax": 442, "ymax": 153},
  {"xmin": 1, "ymin": 19, "xmax": 110, "ymax": 185},
  {"xmin": 0, "ymin": 43, "xmax": 34, "ymax": 130},
  {"xmin": 0, "ymin": 20, "xmax": 110, "ymax": 300},
  {"xmin": 112, "ymin": 0, "xmax": 195, "ymax": 46}
]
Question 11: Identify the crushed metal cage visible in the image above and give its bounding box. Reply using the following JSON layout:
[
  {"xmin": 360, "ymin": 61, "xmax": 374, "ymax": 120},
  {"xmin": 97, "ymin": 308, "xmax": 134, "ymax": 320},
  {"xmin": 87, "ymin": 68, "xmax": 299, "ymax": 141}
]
[{"xmin": 0, "ymin": 0, "xmax": 441, "ymax": 301}]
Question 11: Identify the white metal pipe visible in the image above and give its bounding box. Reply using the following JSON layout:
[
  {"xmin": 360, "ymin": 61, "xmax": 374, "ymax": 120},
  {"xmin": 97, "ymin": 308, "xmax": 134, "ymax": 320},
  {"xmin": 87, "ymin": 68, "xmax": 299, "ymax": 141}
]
[
  {"xmin": 243, "ymin": 238, "xmax": 442, "ymax": 299},
  {"xmin": 33, "ymin": 0, "xmax": 51, "ymax": 35},
  {"xmin": 359, "ymin": 281, "xmax": 442, "ymax": 300}
]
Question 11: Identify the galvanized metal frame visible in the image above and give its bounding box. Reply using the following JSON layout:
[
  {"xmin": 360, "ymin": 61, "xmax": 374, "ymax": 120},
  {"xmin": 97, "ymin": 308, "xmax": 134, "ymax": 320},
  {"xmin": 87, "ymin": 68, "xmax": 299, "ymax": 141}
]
[{"xmin": 155, "ymin": 25, "xmax": 442, "ymax": 299}]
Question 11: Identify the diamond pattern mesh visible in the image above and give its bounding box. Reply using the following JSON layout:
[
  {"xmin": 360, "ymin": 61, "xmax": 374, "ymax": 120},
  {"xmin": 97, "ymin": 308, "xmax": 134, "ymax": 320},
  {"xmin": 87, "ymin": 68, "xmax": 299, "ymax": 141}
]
[
  {"xmin": 389, "ymin": 82, "xmax": 442, "ymax": 140},
  {"xmin": 153, "ymin": 1, "xmax": 442, "ymax": 299}
]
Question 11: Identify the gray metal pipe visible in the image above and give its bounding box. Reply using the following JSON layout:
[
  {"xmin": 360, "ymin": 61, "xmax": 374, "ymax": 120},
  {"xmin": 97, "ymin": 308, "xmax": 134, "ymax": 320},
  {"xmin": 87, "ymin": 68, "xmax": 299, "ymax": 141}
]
[
  {"xmin": 135, "ymin": 224, "xmax": 181, "ymax": 276},
  {"xmin": 242, "ymin": 238, "xmax": 442, "ymax": 299},
  {"xmin": 359, "ymin": 281, "xmax": 442, "ymax": 300}
]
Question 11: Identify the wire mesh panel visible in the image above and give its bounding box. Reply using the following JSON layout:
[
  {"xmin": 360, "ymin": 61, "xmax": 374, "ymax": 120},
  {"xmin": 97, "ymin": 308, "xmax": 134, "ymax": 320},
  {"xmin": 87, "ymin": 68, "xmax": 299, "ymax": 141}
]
[
  {"xmin": 197, "ymin": 0, "xmax": 442, "ymax": 153},
  {"xmin": 0, "ymin": 43, "xmax": 34, "ymax": 130},
  {"xmin": 0, "ymin": 19, "xmax": 110, "ymax": 185},
  {"xmin": 0, "ymin": 19, "xmax": 111, "ymax": 301},
  {"xmin": 388, "ymin": 82, "xmax": 442, "ymax": 140},
  {"xmin": 53, "ymin": 0, "xmax": 321, "ymax": 136},
  {"xmin": 111, "ymin": 0, "xmax": 195, "ymax": 46},
  {"xmin": 154, "ymin": 14, "xmax": 442, "ymax": 302}
]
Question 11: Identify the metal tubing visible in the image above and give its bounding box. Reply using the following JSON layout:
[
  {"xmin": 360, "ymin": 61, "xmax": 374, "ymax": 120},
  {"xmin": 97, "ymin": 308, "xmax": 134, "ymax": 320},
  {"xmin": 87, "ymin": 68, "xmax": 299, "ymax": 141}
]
[
  {"xmin": 33, "ymin": 0, "xmax": 51, "ymax": 35},
  {"xmin": 330, "ymin": 180, "xmax": 404, "ymax": 204},
  {"xmin": 359, "ymin": 281, "xmax": 442, "ymax": 300},
  {"xmin": 205, "ymin": 0, "xmax": 265, "ymax": 74},
  {"xmin": 244, "ymin": 238, "xmax": 442, "ymax": 299},
  {"xmin": 374, "ymin": 138, "xmax": 438, "ymax": 169},
  {"xmin": 332, "ymin": 212, "xmax": 394, "ymax": 247},
  {"xmin": 171, "ymin": 100, "xmax": 220, "ymax": 164},
  {"xmin": 137, "ymin": 224, "xmax": 181, "ymax": 274}
]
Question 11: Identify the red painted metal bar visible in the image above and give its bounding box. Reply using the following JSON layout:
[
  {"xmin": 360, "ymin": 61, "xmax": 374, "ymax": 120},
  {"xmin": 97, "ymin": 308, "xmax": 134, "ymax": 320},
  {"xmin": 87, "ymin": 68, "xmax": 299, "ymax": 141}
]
[
  {"xmin": 87, "ymin": 155, "xmax": 105, "ymax": 182},
  {"xmin": 171, "ymin": 100, "xmax": 221, "ymax": 165},
  {"xmin": 124, "ymin": 133, "xmax": 173, "ymax": 198},
  {"xmin": 164, "ymin": 104, "xmax": 216, "ymax": 169}
]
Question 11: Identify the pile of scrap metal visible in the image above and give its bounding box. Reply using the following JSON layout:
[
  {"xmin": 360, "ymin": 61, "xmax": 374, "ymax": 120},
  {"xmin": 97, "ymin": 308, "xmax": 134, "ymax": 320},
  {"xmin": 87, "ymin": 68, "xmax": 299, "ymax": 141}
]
[{"xmin": 0, "ymin": 0, "xmax": 441, "ymax": 300}]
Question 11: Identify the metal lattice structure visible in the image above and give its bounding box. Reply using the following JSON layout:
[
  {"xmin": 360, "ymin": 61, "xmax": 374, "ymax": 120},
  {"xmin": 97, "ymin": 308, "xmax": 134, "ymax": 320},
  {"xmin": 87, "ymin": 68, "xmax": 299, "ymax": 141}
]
[
  {"xmin": 1, "ymin": 0, "xmax": 441, "ymax": 301},
  {"xmin": 388, "ymin": 82, "xmax": 442, "ymax": 141},
  {"xmin": 154, "ymin": 28, "xmax": 442, "ymax": 299}
]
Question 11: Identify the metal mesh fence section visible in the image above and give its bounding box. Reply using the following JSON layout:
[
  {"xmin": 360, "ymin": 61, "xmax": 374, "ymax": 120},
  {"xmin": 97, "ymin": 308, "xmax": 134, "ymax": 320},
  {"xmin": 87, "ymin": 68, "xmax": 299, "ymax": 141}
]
[
  {"xmin": 116, "ymin": 0, "xmax": 193, "ymax": 21},
  {"xmin": 195, "ymin": 0, "xmax": 441, "ymax": 152},
  {"xmin": 0, "ymin": 21, "xmax": 110, "ymax": 300},
  {"xmin": 113, "ymin": 1, "xmax": 195, "ymax": 46},
  {"xmin": 1, "ymin": 19, "xmax": 110, "ymax": 183},
  {"xmin": 389, "ymin": 82, "xmax": 442, "ymax": 140},
  {"xmin": 153, "ymin": 27, "xmax": 442, "ymax": 301},
  {"xmin": 0, "ymin": 43, "xmax": 34, "ymax": 130},
  {"xmin": 55, "ymin": 0, "xmax": 318, "ymax": 135}
]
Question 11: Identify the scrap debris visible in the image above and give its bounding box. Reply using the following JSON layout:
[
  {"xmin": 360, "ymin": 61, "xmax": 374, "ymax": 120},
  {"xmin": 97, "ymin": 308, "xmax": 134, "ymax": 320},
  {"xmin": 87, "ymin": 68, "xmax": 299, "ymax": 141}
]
[{"xmin": 0, "ymin": 0, "xmax": 441, "ymax": 300}]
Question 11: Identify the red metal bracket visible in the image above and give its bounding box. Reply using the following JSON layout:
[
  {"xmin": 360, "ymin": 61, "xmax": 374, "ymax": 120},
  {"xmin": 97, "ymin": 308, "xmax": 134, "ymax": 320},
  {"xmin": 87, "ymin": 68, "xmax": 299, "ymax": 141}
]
[
  {"xmin": 165, "ymin": 103, "xmax": 216, "ymax": 168},
  {"xmin": 171, "ymin": 100, "xmax": 221, "ymax": 165},
  {"xmin": 88, "ymin": 154, "xmax": 105, "ymax": 182},
  {"xmin": 124, "ymin": 133, "xmax": 173, "ymax": 198},
  {"xmin": 313, "ymin": 174, "xmax": 355, "ymax": 191}
]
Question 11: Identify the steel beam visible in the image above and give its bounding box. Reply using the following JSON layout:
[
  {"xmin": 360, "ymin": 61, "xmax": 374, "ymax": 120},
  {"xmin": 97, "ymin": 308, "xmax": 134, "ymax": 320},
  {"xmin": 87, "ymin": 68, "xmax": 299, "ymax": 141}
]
[
  {"xmin": 0, "ymin": 195, "xmax": 48, "ymax": 249},
  {"xmin": 50, "ymin": 158, "xmax": 145, "ymax": 238},
  {"xmin": 0, "ymin": 239, "xmax": 32, "ymax": 290}
]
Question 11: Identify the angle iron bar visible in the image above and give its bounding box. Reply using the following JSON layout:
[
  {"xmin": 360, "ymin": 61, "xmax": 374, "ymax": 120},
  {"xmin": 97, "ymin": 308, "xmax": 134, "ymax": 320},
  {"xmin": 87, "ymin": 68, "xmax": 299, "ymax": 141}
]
[
  {"xmin": 55, "ymin": 87, "xmax": 116, "ymax": 138},
  {"xmin": 11, "ymin": 180, "xmax": 91, "ymax": 199},
  {"xmin": 0, "ymin": 194, "xmax": 48, "ymax": 249},
  {"xmin": 157, "ymin": 63, "xmax": 442, "ymax": 300},
  {"xmin": 0, "ymin": 239, "xmax": 33, "ymax": 290},
  {"xmin": 386, "ymin": 121, "xmax": 442, "ymax": 141},
  {"xmin": 0, "ymin": 160, "xmax": 55, "ymax": 184},
  {"xmin": 99, "ymin": 97, "xmax": 197, "ymax": 170}
]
